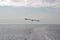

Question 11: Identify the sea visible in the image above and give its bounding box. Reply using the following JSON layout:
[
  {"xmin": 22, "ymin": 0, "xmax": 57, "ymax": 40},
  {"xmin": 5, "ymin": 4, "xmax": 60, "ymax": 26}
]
[{"xmin": 0, "ymin": 24, "xmax": 60, "ymax": 40}]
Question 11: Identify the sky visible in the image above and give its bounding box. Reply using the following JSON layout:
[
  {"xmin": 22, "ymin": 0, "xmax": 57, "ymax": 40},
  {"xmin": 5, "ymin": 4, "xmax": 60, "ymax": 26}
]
[{"xmin": 0, "ymin": 0, "xmax": 60, "ymax": 24}]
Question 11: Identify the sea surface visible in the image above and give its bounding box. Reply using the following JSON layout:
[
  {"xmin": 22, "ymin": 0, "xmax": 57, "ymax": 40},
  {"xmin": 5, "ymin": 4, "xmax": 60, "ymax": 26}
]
[{"xmin": 0, "ymin": 24, "xmax": 60, "ymax": 40}]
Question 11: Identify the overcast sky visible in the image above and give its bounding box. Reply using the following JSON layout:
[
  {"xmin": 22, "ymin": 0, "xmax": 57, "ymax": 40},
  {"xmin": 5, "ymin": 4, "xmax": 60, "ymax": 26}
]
[{"xmin": 0, "ymin": 0, "xmax": 60, "ymax": 24}]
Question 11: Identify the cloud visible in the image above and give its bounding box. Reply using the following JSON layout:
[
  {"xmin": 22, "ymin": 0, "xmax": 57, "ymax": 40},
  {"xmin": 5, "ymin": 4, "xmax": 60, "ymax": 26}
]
[
  {"xmin": 0, "ymin": 0, "xmax": 27, "ymax": 6},
  {"xmin": 0, "ymin": 0, "xmax": 60, "ymax": 8}
]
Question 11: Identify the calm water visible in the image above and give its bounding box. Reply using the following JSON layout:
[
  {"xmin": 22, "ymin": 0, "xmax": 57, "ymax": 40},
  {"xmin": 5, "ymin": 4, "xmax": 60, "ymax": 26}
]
[{"xmin": 0, "ymin": 24, "xmax": 60, "ymax": 40}]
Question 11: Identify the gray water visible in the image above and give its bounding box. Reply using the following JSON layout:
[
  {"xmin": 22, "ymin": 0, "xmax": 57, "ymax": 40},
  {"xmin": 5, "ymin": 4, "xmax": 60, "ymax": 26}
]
[{"xmin": 0, "ymin": 24, "xmax": 60, "ymax": 40}]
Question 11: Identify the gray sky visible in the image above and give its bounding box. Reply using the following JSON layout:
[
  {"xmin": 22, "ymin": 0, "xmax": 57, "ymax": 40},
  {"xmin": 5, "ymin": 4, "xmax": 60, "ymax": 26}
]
[{"xmin": 0, "ymin": 0, "xmax": 60, "ymax": 24}]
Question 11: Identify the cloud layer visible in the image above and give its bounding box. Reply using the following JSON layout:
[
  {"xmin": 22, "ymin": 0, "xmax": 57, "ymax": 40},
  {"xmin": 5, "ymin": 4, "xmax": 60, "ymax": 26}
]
[{"xmin": 0, "ymin": 0, "xmax": 60, "ymax": 8}]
